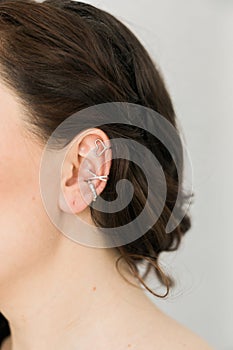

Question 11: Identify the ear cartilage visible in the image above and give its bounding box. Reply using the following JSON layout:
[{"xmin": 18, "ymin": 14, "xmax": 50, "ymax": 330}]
[{"xmin": 95, "ymin": 138, "xmax": 111, "ymax": 157}]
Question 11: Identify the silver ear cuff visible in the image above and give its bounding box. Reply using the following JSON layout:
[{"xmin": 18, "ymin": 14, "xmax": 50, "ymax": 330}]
[
  {"xmin": 85, "ymin": 139, "xmax": 111, "ymax": 202},
  {"xmin": 86, "ymin": 169, "xmax": 109, "ymax": 182},
  {"xmin": 86, "ymin": 180, "xmax": 98, "ymax": 202},
  {"xmin": 95, "ymin": 138, "xmax": 112, "ymax": 157}
]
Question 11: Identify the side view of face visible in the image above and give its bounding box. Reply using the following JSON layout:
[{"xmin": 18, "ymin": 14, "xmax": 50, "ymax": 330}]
[
  {"xmin": 0, "ymin": 80, "xmax": 58, "ymax": 293},
  {"xmin": 0, "ymin": 78, "xmax": 112, "ymax": 299}
]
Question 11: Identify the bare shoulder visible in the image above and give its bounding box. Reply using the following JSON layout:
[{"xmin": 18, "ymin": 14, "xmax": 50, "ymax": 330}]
[
  {"xmin": 133, "ymin": 302, "xmax": 214, "ymax": 350},
  {"xmin": 153, "ymin": 314, "xmax": 213, "ymax": 350}
]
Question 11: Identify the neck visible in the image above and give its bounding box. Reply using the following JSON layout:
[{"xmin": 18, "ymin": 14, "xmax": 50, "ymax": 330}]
[{"xmin": 0, "ymin": 234, "xmax": 150, "ymax": 350}]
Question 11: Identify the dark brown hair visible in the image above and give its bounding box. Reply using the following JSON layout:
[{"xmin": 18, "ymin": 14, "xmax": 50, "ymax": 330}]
[{"xmin": 0, "ymin": 0, "xmax": 192, "ymax": 342}]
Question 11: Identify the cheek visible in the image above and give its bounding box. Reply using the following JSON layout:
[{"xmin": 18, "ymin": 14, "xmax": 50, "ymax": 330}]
[
  {"xmin": 0, "ymin": 129, "xmax": 39, "ymax": 231},
  {"xmin": 0, "ymin": 134, "xmax": 58, "ymax": 287}
]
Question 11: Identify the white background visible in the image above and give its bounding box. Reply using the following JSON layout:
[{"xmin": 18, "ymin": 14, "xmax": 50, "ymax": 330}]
[{"xmin": 39, "ymin": 0, "xmax": 233, "ymax": 348}]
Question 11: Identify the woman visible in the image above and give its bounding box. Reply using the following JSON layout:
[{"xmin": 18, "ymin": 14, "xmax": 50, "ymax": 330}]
[{"xmin": 0, "ymin": 1, "xmax": 212, "ymax": 349}]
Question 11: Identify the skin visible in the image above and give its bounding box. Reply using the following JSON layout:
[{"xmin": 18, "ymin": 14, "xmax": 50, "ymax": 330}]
[{"xmin": 0, "ymin": 79, "xmax": 213, "ymax": 350}]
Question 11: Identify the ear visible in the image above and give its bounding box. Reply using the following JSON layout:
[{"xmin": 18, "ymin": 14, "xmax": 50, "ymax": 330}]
[{"xmin": 58, "ymin": 128, "xmax": 112, "ymax": 214}]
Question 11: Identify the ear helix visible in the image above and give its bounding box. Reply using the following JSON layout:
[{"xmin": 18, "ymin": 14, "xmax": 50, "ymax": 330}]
[{"xmin": 84, "ymin": 139, "xmax": 111, "ymax": 202}]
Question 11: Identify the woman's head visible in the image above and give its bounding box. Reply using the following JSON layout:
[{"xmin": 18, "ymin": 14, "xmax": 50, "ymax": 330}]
[{"xmin": 0, "ymin": 0, "xmax": 191, "ymax": 309}]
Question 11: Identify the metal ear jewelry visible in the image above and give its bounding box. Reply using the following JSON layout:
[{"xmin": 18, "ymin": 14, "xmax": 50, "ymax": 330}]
[
  {"xmin": 85, "ymin": 169, "xmax": 109, "ymax": 202},
  {"xmin": 85, "ymin": 139, "xmax": 111, "ymax": 202},
  {"xmin": 86, "ymin": 169, "xmax": 109, "ymax": 182},
  {"xmin": 95, "ymin": 138, "xmax": 112, "ymax": 157},
  {"xmin": 86, "ymin": 180, "xmax": 98, "ymax": 202}
]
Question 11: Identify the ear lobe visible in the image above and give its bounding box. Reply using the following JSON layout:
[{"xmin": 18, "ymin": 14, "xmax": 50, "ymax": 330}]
[
  {"xmin": 58, "ymin": 188, "xmax": 90, "ymax": 215},
  {"xmin": 58, "ymin": 161, "xmax": 93, "ymax": 214}
]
